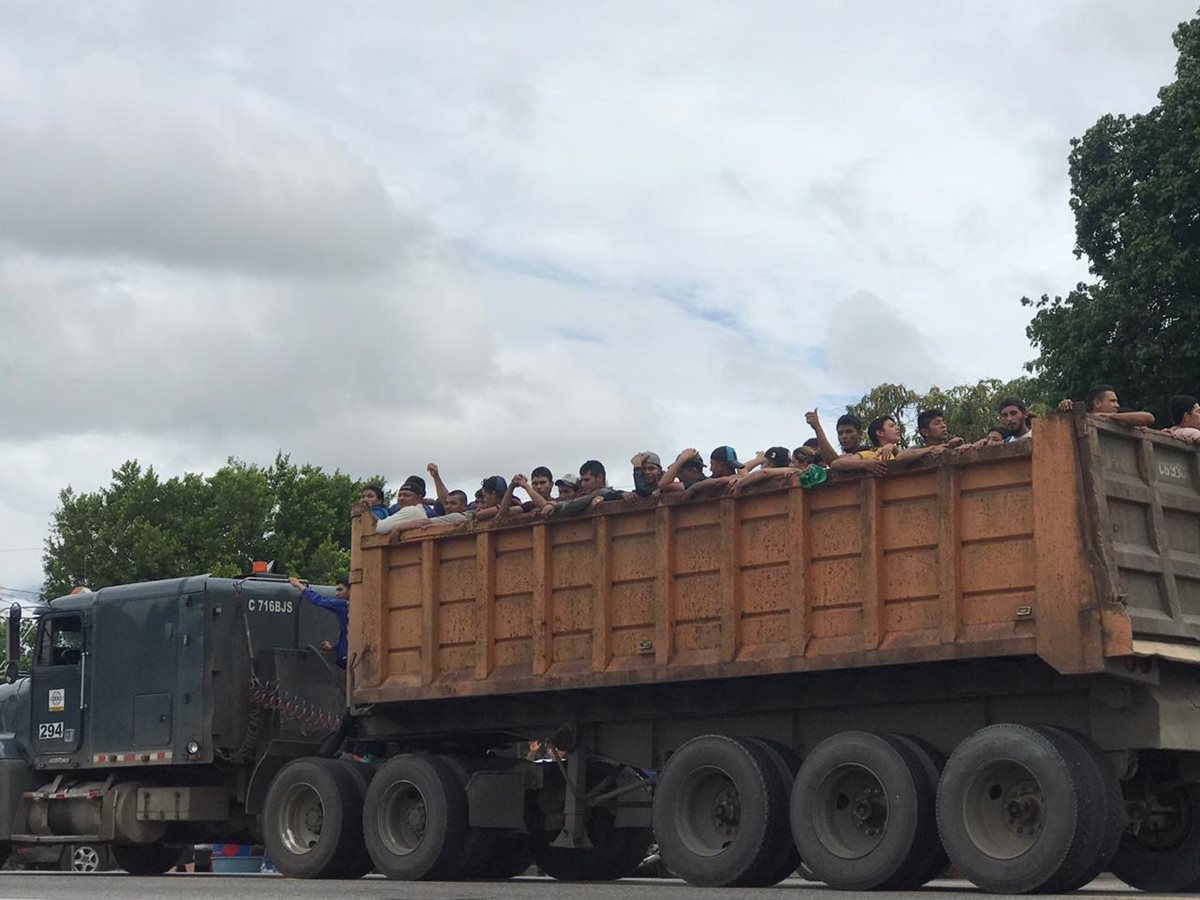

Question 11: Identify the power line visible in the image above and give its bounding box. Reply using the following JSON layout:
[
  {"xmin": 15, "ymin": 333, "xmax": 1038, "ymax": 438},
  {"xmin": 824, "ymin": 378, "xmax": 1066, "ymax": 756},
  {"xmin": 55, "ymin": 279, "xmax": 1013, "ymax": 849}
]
[
  {"xmin": 0, "ymin": 547, "xmax": 40, "ymax": 554},
  {"xmin": 0, "ymin": 585, "xmax": 42, "ymax": 596}
]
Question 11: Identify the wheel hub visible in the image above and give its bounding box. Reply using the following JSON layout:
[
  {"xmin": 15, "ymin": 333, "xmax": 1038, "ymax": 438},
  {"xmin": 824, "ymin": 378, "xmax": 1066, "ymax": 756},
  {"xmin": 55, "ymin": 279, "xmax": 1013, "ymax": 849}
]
[
  {"xmin": 851, "ymin": 787, "xmax": 887, "ymax": 837},
  {"xmin": 711, "ymin": 785, "xmax": 740, "ymax": 836},
  {"xmin": 1003, "ymin": 780, "xmax": 1044, "ymax": 837}
]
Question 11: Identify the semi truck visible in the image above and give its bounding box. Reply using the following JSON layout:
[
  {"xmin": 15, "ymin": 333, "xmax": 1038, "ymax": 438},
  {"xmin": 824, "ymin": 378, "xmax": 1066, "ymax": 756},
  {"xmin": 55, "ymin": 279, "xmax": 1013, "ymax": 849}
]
[{"xmin": 3, "ymin": 413, "xmax": 1200, "ymax": 893}]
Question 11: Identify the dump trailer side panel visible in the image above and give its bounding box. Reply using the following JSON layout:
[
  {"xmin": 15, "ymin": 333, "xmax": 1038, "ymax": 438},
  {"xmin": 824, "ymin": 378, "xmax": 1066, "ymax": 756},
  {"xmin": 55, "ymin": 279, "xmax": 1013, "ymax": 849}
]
[{"xmin": 349, "ymin": 416, "xmax": 1136, "ymax": 706}]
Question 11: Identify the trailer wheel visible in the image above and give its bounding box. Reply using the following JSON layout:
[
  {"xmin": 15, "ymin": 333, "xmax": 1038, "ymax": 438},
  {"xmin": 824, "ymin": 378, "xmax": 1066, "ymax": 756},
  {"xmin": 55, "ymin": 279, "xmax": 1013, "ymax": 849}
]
[
  {"xmin": 263, "ymin": 757, "xmax": 361, "ymax": 878},
  {"xmin": 531, "ymin": 807, "xmax": 648, "ymax": 881},
  {"xmin": 111, "ymin": 842, "xmax": 183, "ymax": 875},
  {"xmin": 363, "ymin": 754, "xmax": 469, "ymax": 880},
  {"xmin": 790, "ymin": 731, "xmax": 936, "ymax": 890},
  {"xmin": 1035, "ymin": 727, "xmax": 1122, "ymax": 892},
  {"xmin": 474, "ymin": 832, "xmax": 534, "ymax": 879},
  {"xmin": 936, "ymin": 723, "xmax": 1088, "ymax": 893},
  {"xmin": 887, "ymin": 733, "xmax": 950, "ymax": 886},
  {"xmin": 741, "ymin": 737, "xmax": 803, "ymax": 886},
  {"xmin": 1112, "ymin": 778, "xmax": 1200, "ymax": 892},
  {"xmin": 332, "ymin": 758, "xmax": 376, "ymax": 878},
  {"xmin": 653, "ymin": 734, "xmax": 788, "ymax": 886}
]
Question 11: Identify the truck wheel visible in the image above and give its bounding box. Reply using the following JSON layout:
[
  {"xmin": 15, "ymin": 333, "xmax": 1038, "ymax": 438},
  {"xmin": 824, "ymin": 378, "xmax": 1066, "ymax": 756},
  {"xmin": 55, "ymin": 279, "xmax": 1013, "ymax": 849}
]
[
  {"xmin": 263, "ymin": 757, "xmax": 362, "ymax": 878},
  {"xmin": 474, "ymin": 832, "xmax": 534, "ymax": 879},
  {"xmin": 1035, "ymin": 727, "xmax": 1122, "ymax": 892},
  {"xmin": 364, "ymin": 754, "xmax": 469, "ymax": 880},
  {"xmin": 887, "ymin": 733, "xmax": 950, "ymax": 886},
  {"xmin": 333, "ymin": 758, "xmax": 375, "ymax": 878},
  {"xmin": 61, "ymin": 843, "xmax": 105, "ymax": 872},
  {"xmin": 111, "ymin": 842, "xmax": 182, "ymax": 875},
  {"xmin": 531, "ymin": 807, "xmax": 649, "ymax": 881},
  {"xmin": 741, "ymin": 737, "xmax": 803, "ymax": 886},
  {"xmin": 653, "ymin": 734, "xmax": 788, "ymax": 886},
  {"xmin": 936, "ymin": 723, "xmax": 1088, "ymax": 893},
  {"xmin": 790, "ymin": 731, "xmax": 937, "ymax": 890},
  {"xmin": 1112, "ymin": 780, "xmax": 1200, "ymax": 891}
]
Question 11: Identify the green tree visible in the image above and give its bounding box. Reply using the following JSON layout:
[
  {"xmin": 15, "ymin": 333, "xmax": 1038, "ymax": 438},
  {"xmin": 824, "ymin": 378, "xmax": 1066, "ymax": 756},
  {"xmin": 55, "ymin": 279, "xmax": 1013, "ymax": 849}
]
[
  {"xmin": 1023, "ymin": 10, "xmax": 1200, "ymax": 417},
  {"xmin": 845, "ymin": 377, "xmax": 1050, "ymax": 447},
  {"xmin": 43, "ymin": 457, "xmax": 380, "ymax": 598}
]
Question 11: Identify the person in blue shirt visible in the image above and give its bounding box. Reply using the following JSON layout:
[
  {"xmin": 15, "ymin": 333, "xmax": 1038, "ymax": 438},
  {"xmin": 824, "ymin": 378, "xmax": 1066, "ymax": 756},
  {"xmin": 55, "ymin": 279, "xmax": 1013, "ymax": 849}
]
[
  {"xmin": 288, "ymin": 576, "xmax": 349, "ymax": 669},
  {"xmin": 360, "ymin": 484, "xmax": 391, "ymax": 521}
]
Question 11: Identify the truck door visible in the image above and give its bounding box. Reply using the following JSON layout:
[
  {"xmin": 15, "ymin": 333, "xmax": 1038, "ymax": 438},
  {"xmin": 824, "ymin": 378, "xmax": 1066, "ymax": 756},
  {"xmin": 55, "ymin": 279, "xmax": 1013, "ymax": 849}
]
[{"xmin": 30, "ymin": 614, "xmax": 86, "ymax": 754}]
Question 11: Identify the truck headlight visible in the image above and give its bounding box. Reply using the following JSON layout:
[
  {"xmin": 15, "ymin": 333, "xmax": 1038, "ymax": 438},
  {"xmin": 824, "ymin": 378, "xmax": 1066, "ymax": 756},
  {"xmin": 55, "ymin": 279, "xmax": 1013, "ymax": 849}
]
[{"xmin": 187, "ymin": 740, "xmax": 201, "ymax": 755}]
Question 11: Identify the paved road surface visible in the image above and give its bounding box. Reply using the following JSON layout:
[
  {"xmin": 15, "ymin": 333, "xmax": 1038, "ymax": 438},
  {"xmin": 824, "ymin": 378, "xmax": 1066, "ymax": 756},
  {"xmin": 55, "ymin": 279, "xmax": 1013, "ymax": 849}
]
[{"xmin": 0, "ymin": 874, "xmax": 1154, "ymax": 900}]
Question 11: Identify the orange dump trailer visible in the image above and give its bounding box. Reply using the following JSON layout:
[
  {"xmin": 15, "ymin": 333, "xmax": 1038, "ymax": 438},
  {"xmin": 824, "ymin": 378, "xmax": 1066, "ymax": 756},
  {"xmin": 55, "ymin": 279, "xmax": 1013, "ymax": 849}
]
[{"xmin": 269, "ymin": 415, "xmax": 1200, "ymax": 891}]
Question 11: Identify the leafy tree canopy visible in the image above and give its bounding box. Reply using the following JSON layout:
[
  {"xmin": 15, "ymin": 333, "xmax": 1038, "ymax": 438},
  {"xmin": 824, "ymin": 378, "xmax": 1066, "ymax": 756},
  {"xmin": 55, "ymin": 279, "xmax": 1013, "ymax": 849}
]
[
  {"xmin": 845, "ymin": 377, "xmax": 1051, "ymax": 448},
  {"xmin": 1023, "ymin": 10, "xmax": 1200, "ymax": 418},
  {"xmin": 42, "ymin": 455, "xmax": 382, "ymax": 598}
]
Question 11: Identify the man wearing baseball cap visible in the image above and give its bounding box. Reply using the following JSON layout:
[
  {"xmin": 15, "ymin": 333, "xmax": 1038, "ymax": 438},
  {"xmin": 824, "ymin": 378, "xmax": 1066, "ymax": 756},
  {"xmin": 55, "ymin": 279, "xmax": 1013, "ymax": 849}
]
[
  {"xmin": 709, "ymin": 446, "xmax": 744, "ymax": 478},
  {"xmin": 630, "ymin": 451, "xmax": 663, "ymax": 498},
  {"xmin": 554, "ymin": 473, "xmax": 580, "ymax": 500},
  {"xmin": 375, "ymin": 475, "xmax": 445, "ymax": 533}
]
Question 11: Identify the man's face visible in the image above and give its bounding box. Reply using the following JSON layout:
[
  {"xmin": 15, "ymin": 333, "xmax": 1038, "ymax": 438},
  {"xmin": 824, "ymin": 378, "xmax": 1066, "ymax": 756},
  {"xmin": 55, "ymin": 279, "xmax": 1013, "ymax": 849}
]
[
  {"xmin": 1092, "ymin": 391, "xmax": 1120, "ymax": 414},
  {"xmin": 579, "ymin": 471, "xmax": 604, "ymax": 493},
  {"xmin": 641, "ymin": 462, "xmax": 662, "ymax": 484},
  {"xmin": 445, "ymin": 494, "xmax": 467, "ymax": 514},
  {"xmin": 480, "ymin": 490, "xmax": 499, "ymax": 509},
  {"xmin": 396, "ymin": 488, "xmax": 421, "ymax": 507},
  {"xmin": 361, "ymin": 488, "xmax": 384, "ymax": 506},
  {"xmin": 681, "ymin": 462, "xmax": 704, "ymax": 482},
  {"xmin": 837, "ymin": 424, "xmax": 862, "ymax": 452},
  {"xmin": 922, "ymin": 416, "xmax": 948, "ymax": 444},
  {"xmin": 531, "ymin": 475, "xmax": 553, "ymax": 497},
  {"xmin": 1183, "ymin": 403, "xmax": 1200, "ymax": 429},
  {"xmin": 1000, "ymin": 405, "xmax": 1027, "ymax": 433},
  {"xmin": 334, "ymin": 583, "xmax": 349, "ymax": 600},
  {"xmin": 986, "ymin": 430, "xmax": 1005, "ymax": 445},
  {"xmin": 710, "ymin": 459, "xmax": 735, "ymax": 478},
  {"xmin": 557, "ymin": 483, "xmax": 577, "ymax": 501}
]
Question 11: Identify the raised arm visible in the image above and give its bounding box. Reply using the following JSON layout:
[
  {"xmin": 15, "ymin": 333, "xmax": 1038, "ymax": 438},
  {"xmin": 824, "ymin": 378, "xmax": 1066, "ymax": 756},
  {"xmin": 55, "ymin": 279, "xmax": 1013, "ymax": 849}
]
[
  {"xmin": 426, "ymin": 463, "xmax": 450, "ymax": 505},
  {"xmin": 658, "ymin": 448, "xmax": 698, "ymax": 489},
  {"xmin": 512, "ymin": 473, "xmax": 551, "ymax": 509},
  {"xmin": 806, "ymin": 410, "xmax": 841, "ymax": 466},
  {"xmin": 496, "ymin": 477, "xmax": 520, "ymax": 519}
]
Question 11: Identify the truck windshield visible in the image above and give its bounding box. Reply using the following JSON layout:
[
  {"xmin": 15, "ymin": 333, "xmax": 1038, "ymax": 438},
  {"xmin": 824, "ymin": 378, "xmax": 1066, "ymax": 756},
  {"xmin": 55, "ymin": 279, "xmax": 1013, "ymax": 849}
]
[{"xmin": 37, "ymin": 616, "xmax": 83, "ymax": 667}]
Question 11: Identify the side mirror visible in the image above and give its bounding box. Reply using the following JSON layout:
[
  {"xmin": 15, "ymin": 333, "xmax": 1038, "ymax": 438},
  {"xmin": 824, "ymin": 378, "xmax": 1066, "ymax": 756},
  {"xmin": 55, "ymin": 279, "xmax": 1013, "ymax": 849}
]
[{"xmin": 6, "ymin": 603, "xmax": 20, "ymax": 684}]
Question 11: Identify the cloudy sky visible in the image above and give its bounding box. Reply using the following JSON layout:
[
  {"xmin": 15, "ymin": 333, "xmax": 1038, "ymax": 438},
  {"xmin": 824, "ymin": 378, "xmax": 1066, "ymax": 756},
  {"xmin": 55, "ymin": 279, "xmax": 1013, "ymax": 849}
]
[{"xmin": 0, "ymin": 1, "xmax": 1194, "ymax": 596}]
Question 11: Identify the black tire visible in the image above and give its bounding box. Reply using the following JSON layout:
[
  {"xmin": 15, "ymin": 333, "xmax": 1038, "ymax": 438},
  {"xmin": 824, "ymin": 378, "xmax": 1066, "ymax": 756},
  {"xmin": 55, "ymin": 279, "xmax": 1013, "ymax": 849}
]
[
  {"xmin": 531, "ymin": 806, "xmax": 649, "ymax": 881},
  {"xmin": 363, "ymin": 754, "xmax": 469, "ymax": 880},
  {"xmin": 886, "ymin": 733, "xmax": 950, "ymax": 887},
  {"xmin": 1037, "ymin": 727, "xmax": 1123, "ymax": 891},
  {"xmin": 439, "ymin": 756, "xmax": 502, "ymax": 880},
  {"xmin": 1111, "ymin": 780, "xmax": 1200, "ymax": 891},
  {"xmin": 475, "ymin": 832, "xmax": 534, "ymax": 879},
  {"xmin": 111, "ymin": 842, "xmax": 183, "ymax": 875},
  {"xmin": 263, "ymin": 757, "xmax": 362, "ymax": 878},
  {"xmin": 653, "ymin": 733, "xmax": 789, "ymax": 887},
  {"xmin": 936, "ymin": 723, "xmax": 1087, "ymax": 893},
  {"xmin": 61, "ymin": 843, "xmax": 106, "ymax": 873},
  {"xmin": 790, "ymin": 731, "xmax": 936, "ymax": 890},
  {"xmin": 742, "ymin": 737, "xmax": 803, "ymax": 885},
  {"xmin": 332, "ymin": 758, "xmax": 375, "ymax": 878}
]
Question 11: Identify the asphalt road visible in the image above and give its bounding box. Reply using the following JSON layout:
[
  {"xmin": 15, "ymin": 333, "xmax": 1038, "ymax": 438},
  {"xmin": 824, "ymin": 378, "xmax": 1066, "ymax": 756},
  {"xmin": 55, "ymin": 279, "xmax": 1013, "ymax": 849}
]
[{"xmin": 0, "ymin": 874, "xmax": 1155, "ymax": 900}]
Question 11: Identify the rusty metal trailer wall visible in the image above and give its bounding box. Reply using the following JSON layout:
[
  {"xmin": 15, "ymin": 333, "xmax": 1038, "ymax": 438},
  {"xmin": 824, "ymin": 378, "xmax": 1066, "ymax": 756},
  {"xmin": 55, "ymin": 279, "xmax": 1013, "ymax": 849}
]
[
  {"xmin": 1081, "ymin": 419, "xmax": 1200, "ymax": 647},
  {"xmin": 349, "ymin": 416, "xmax": 1160, "ymax": 706}
]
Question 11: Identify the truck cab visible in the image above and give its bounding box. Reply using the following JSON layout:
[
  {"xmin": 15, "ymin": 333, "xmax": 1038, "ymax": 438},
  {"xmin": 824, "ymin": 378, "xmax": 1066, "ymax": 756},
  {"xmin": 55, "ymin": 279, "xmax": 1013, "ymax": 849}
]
[{"xmin": 0, "ymin": 574, "xmax": 345, "ymax": 872}]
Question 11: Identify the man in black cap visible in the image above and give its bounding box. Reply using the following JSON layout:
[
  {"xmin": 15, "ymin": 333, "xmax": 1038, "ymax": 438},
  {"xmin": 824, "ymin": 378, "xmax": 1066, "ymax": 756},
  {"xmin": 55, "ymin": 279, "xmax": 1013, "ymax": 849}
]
[
  {"xmin": 709, "ymin": 445, "xmax": 744, "ymax": 478},
  {"xmin": 375, "ymin": 475, "xmax": 444, "ymax": 533}
]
